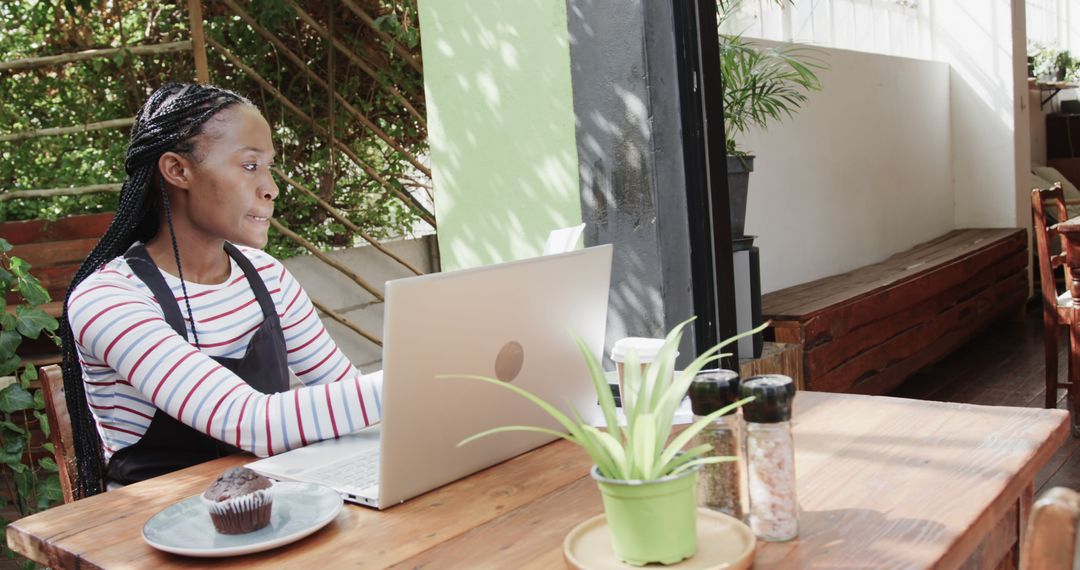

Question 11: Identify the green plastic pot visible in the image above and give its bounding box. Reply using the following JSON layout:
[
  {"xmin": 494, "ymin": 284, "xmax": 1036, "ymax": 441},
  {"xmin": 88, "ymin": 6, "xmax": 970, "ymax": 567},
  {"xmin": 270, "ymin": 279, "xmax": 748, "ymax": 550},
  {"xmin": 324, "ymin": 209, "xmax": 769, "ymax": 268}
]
[{"xmin": 591, "ymin": 465, "xmax": 700, "ymax": 566}]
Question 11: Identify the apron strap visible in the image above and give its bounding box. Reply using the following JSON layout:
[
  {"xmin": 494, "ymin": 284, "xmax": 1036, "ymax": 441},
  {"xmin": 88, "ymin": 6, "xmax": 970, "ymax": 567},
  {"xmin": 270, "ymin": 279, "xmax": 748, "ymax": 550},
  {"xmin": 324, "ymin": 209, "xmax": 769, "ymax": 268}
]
[
  {"xmin": 124, "ymin": 243, "xmax": 188, "ymax": 340},
  {"xmin": 223, "ymin": 242, "xmax": 278, "ymax": 323}
]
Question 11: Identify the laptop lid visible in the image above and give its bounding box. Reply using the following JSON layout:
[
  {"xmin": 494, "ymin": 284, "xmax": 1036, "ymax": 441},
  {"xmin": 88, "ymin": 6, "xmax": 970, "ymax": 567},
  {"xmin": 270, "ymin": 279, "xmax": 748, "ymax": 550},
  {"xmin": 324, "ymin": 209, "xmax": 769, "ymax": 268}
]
[{"xmin": 375, "ymin": 244, "xmax": 612, "ymax": 506}]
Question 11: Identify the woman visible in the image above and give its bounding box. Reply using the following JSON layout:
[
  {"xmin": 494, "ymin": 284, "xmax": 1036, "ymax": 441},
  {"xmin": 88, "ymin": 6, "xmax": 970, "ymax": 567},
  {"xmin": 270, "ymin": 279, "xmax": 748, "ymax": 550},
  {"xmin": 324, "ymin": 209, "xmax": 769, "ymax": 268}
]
[{"xmin": 61, "ymin": 83, "xmax": 381, "ymax": 497}]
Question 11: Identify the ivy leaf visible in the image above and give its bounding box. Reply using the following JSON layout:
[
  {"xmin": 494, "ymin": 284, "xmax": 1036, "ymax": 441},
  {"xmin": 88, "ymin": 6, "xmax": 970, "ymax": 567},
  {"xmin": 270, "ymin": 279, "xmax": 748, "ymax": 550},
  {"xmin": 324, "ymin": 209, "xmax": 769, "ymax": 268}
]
[
  {"xmin": 0, "ymin": 313, "xmax": 15, "ymax": 332},
  {"xmin": 13, "ymin": 466, "xmax": 33, "ymax": 502},
  {"xmin": 38, "ymin": 458, "xmax": 57, "ymax": 472},
  {"xmin": 8, "ymin": 257, "xmax": 28, "ymax": 278},
  {"xmin": 0, "ymin": 384, "xmax": 36, "ymax": 413},
  {"xmin": 14, "ymin": 306, "xmax": 58, "ymax": 339},
  {"xmin": 0, "ymin": 331, "xmax": 21, "ymax": 357},
  {"xmin": 0, "ymin": 355, "xmax": 20, "ymax": 377},
  {"xmin": 42, "ymin": 443, "xmax": 54, "ymax": 454},
  {"xmin": 0, "ymin": 239, "xmax": 11, "ymax": 253},
  {"xmin": 0, "ymin": 447, "xmax": 23, "ymax": 469},
  {"xmin": 1, "ymin": 435, "xmax": 25, "ymax": 459},
  {"xmin": 0, "ymin": 421, "xmax": 25, "ymax": 436},
  {"xmin": 38, "ymin": 474, "xmax": 62, "ymax": 506},
  {"xmin": 21, "ymin": 366, "xmax": 37, "ymax": 383},
  {"xmin": 32, "ymin": 410, "xmax": 49, "ymax": 439},
  {"xmin": 16, "ymin": 276, "xmax": 50, "ymax": 306}
]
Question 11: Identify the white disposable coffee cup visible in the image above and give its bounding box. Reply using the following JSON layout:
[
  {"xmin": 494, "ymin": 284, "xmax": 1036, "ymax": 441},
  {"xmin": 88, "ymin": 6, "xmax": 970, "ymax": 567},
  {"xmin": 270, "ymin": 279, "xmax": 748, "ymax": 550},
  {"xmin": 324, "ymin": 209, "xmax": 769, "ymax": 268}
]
[{"xmin": 610, "ymin": 338, "xmax": 675, "ymax": 406}]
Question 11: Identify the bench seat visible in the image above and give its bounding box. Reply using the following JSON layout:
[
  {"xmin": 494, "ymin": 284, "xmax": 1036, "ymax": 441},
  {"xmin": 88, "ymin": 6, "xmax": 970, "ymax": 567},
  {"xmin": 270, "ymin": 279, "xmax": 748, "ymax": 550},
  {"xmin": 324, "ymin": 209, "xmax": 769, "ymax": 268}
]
[{"xmin": 761, "ymin": 228, "xmax": 1028, "ymax": 394}]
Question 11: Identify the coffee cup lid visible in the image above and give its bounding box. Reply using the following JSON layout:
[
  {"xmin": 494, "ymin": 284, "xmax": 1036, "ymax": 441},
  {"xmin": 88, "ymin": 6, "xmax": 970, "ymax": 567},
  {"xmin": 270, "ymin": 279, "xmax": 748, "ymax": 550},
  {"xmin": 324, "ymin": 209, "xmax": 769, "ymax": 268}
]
[{"xmin": 610, "ymin": 337, "xmax": 668, "ymax": 363}]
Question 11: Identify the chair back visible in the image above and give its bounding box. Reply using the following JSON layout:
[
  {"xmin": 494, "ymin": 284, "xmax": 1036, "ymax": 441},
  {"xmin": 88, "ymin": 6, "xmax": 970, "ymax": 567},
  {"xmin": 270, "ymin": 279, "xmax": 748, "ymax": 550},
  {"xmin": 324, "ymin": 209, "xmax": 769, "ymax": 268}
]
[
  {"xmin": 38, "ymin": 364, "xmax": 76, "ymax": 504},
  {"xmin": 1021, "ymin": 486, "xmax": 1080, "ymax": 570},
  {"xmin": 1032, "ymin": 184, "xmax": 1074, "ymax": 309}
]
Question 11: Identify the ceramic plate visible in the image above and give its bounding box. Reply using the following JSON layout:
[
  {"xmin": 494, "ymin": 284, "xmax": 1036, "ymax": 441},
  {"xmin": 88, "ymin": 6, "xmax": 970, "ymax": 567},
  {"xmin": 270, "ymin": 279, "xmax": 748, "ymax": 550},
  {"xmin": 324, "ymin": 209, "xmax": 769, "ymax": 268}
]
[{"xmin": 142, "ymin": 482, "xmax": 343, "ymax": 557}]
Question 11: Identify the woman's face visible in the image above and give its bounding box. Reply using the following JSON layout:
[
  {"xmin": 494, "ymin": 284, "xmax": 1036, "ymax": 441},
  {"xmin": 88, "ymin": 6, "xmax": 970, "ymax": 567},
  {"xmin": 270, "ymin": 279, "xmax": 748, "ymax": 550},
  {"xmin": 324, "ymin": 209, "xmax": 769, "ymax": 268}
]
[{"xmin": 180, "ymin": 104, "xmax": 279, "ymax": 248}]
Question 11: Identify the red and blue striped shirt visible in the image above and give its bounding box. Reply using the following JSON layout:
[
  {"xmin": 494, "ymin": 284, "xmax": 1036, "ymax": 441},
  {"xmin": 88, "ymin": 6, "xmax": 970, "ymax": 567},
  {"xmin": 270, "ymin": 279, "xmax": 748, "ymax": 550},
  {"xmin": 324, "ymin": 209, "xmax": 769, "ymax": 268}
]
[{"xmin": 67, "ymin": 244, "xmax": 382, "ymax": 461}]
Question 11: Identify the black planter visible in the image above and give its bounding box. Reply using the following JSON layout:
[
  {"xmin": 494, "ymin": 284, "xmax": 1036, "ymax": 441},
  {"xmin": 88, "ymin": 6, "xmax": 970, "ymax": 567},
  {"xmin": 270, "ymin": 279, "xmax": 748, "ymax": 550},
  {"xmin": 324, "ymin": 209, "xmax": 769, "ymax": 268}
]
[{"xmin": 726, "ymin": 155, "xmax": 754, "ymax": 238}]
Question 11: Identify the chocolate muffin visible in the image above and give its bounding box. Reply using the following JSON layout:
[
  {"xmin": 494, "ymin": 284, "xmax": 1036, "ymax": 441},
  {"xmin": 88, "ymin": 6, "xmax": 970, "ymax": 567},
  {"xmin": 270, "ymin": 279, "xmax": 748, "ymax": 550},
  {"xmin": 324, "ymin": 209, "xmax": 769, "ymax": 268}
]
[{"xmin": 201, "ymin": 467, "xmax": 274, "ymax": 534}]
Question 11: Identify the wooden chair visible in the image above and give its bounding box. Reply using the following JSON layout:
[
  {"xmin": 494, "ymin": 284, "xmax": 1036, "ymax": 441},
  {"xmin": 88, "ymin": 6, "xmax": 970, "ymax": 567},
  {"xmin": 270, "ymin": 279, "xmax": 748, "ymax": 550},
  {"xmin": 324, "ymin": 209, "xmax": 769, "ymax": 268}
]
[
  {"xmin": 38, "ymin": 364, "xmax": 76, "ymax": 504},
  {"xmin": 1032, "ymin": 185, "xmax": 1080, "ymax": 436},
  {"xmin": 1021, "ymin": 486, "xmax": 1080, "ymax": 570}
]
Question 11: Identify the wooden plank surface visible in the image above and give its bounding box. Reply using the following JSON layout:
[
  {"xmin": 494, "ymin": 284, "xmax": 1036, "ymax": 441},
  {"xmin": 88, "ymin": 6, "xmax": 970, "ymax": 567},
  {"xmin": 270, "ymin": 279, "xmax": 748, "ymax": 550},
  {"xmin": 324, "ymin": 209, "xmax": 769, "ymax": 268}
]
[
  {"xmin": 0, "ymin": 213, "xmax": 113, "ymax": 245},
  {"xmin": 7, "ymin": 392, "xmax": 1067, "ymax": 569},
  {"xmin": 762, "ymin": 229, "xmax": 1025, "ymax": 320}
]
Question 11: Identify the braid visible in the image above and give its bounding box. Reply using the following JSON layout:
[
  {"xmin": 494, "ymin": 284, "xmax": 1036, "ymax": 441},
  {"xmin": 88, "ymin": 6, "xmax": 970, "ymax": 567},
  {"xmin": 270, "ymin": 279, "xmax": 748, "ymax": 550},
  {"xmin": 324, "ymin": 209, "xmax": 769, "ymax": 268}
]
[
  {"xmin": 159, "ymin": 178, "xmax": 201, "ymax": 348},
  {"xmin": 59, "ymin": 83, "xmax": 251, "ymax": 498}
]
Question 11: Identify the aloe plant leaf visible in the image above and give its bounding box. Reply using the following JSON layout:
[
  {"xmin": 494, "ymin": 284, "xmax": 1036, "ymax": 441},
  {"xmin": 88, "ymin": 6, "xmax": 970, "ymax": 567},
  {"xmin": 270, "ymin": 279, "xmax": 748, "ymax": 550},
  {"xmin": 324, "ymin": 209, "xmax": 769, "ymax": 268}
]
[
  {"xmin": 571, "ymin": 407, "xmax": 622, "ymax": 478},
  {"xmin": 660, "ymin": 443, "xmax": 713, "ymax": 475},
  {"xmin": 440, "ymin": 374, "xmax": 585, "ymax": 440},
  {"xmin": 583, "ymin": 425, "xmax": 628, "ymax": 479},
  {"xmin": 632, "ymin": 413, "xmax": 658, "ymax": 480},
  {"xmin": 458, "ymin": 425, "xmax": 576, "ymax": 447},
  {"xmin": 575, "ymin": 336, "xmax": 621, "ymax": 438},
  {"xmin": 660, "ymin": 396, "xmax": 755, "ymax": 467},
  {"xmin": 670, "ymin": 456, "xmax": 738, "ymax": 476}
]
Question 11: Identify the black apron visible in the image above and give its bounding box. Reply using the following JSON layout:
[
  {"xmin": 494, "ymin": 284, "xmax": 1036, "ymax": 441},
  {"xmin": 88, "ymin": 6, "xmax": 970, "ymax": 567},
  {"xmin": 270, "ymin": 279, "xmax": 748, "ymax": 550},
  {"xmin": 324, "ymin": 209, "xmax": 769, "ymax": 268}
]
[{"xmin": 105, "ymin": 242, "xmax": 290, "ymax": 485}]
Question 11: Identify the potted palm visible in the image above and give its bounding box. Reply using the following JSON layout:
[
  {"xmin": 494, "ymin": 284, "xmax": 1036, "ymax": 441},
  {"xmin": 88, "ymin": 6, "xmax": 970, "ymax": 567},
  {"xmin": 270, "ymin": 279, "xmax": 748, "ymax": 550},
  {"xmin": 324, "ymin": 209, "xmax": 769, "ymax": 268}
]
[
  {"xmin": 719, "ymin": 0, "xmax": 826, "ymax": 238},
  {"xmin": 453, "ymin": 319, "xmax": 767, "ymax": 566}
]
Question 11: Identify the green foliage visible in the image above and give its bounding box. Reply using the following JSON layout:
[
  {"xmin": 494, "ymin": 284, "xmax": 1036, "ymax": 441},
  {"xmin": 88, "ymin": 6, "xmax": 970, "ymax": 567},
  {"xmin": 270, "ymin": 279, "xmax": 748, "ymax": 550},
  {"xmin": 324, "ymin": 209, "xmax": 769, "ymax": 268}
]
[
  {"xmin": 718, "ymin": 0, "xmax": 826, "ymax": 157},
  {"xmin": 0, "ymin": 239, "xmax": 62, "ymax": 567},
  {"xmin": 453, "ymin": 319, "xmax": 770, "ymax": 481},
  {"xmin": 1031, "ymin": 43, "xmax": 1080, "ymax": 82},
  {"xmin": 1, "ymin": 1, "xmax": 430, "ymax": 259}
]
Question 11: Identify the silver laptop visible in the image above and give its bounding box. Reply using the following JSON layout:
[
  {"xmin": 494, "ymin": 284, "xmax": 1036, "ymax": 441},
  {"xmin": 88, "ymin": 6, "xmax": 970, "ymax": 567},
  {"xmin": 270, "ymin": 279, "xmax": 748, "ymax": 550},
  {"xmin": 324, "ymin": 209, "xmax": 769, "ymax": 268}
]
[{"xmin": 247, "ymin": 245, "xmax": 612, "ymax": 509}]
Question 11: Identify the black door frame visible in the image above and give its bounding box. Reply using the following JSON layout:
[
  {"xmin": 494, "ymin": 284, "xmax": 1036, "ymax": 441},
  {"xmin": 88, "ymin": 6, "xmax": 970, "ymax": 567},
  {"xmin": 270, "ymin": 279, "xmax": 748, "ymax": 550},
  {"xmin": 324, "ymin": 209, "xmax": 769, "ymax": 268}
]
[{"xmin": 672, "ymin": 0, "xmax": 740, "ymax": 364}]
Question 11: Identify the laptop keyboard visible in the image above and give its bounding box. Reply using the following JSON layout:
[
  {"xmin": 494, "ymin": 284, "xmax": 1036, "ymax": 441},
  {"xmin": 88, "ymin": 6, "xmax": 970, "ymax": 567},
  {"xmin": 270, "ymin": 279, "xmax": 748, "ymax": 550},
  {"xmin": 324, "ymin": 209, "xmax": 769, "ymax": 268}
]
[{"xmin": 305, "ymin": 447, "xmax": 381, "ymax": 491}]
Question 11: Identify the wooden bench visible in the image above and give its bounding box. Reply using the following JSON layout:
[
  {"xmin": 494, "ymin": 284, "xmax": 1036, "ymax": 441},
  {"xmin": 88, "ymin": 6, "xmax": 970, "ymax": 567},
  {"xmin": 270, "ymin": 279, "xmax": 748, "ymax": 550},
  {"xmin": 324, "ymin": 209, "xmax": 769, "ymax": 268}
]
[
  {"xmin": 761, "ymin": 228, "xmax": 1028, "ymax": 394},
  {"xmin": 2, "ymin": 212, "xmax": 114, "ymax": 318},
  {"xmin": 3, "ymin": 213, "xmax": 114, "ymax": 365}
]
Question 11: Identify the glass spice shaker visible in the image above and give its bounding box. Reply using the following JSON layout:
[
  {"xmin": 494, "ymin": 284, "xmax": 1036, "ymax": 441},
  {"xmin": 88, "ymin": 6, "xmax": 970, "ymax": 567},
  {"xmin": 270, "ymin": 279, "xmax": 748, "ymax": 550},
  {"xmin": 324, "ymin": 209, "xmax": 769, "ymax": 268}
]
[
  {"xmin": 741, "ymin": 374, "xmax": 798, "ymax": 542},
  {"xmin": 688, "ymin": 369, "xmax": 747, "ymax": 520}
]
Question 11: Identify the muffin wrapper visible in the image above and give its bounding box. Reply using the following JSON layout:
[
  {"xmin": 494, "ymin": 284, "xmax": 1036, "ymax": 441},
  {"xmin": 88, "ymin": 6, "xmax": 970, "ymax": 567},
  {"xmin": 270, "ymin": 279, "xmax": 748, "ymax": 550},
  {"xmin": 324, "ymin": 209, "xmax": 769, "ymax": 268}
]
[{"xmin": 202, "ymin": 488, "xmax": 273, "ymax": 535}]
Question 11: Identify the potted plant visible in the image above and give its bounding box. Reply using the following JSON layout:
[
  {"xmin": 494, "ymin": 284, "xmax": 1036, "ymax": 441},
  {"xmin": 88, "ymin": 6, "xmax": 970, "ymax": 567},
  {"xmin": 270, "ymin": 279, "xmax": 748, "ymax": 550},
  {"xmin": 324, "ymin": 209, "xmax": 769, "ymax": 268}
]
[
  {"xmin": 453, "ymin": 319, "xmax": 767, "ymax": 566},
  {"xmin": 718, "ymin": 0, "xmax": 826, "ymax": 239},
  {"xmin": 1032, "ymin": 45, "xmax": 1080, "ymax": 83}
]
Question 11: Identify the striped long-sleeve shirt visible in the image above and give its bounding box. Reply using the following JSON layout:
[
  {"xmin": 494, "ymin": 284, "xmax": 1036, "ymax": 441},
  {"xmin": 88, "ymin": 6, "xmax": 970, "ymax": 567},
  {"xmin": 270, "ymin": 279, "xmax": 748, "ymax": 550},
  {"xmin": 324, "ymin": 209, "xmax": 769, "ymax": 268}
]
[{"xmin": 67, "ymin": 243, "xmax": 381, "ymax": 461}]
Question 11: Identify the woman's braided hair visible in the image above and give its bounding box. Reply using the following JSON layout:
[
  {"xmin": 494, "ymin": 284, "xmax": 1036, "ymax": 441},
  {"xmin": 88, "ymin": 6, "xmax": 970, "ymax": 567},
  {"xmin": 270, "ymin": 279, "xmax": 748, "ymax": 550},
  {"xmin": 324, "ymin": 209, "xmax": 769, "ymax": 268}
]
[{"xmin": 59, "ymin": 83, "xmax": 251, "ymax": 497}]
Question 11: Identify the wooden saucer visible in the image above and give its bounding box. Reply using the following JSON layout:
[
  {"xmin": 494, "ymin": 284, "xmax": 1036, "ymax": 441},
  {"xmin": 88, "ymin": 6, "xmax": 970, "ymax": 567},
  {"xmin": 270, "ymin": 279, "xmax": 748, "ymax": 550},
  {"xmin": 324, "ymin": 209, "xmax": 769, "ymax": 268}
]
[{"xmin": 563, "ymin": 508, "xmax": 756, "ymax": 569}]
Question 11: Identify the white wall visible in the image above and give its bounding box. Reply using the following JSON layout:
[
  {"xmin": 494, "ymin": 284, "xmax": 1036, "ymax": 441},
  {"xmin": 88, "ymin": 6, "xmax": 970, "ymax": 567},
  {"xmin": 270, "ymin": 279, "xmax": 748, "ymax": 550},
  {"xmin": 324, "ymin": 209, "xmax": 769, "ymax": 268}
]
[
  {"xmin": 933, "ymin": 0, "xmax": 1026, "ymax": 230},
  {"xmin": 741, "ymin": 45, "xmax": 954, "ymax": 293}
]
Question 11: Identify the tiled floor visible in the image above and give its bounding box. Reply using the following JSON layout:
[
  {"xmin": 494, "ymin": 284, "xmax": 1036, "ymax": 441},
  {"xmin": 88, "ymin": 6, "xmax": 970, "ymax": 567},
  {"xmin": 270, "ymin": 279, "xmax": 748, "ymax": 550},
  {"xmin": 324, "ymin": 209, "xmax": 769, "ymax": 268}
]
[{"xmin": 889, "ymin": 300, "xmax": 1080, "ymax": 494}]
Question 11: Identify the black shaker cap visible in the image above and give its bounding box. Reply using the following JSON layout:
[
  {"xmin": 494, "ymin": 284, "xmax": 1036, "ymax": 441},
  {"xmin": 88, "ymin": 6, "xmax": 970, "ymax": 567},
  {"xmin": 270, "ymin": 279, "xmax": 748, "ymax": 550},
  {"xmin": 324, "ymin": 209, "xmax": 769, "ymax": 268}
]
[
  {"xmin": 740, "ymin": 375, "xmax": 795, "ymax": 423},
  {"xmin": 688, "ymin": 369, "xmax": 741, "ymax": 416}
]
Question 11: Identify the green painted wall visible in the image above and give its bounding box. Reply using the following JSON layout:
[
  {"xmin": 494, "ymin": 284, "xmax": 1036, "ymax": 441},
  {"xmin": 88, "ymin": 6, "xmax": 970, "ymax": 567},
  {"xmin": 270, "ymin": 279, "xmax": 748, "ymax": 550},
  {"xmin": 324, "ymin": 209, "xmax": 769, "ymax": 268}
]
[{"xmin": 419, "ymin": 0, "xmax": 583, "ymax": 270}]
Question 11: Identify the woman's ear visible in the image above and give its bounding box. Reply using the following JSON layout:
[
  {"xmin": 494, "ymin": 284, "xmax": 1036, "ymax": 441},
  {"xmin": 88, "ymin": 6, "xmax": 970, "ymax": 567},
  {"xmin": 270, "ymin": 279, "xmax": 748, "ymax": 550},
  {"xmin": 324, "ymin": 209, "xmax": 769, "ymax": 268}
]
[{"xmin": 158, "ymin": 152, "xmax": 193, "ymax": 189}]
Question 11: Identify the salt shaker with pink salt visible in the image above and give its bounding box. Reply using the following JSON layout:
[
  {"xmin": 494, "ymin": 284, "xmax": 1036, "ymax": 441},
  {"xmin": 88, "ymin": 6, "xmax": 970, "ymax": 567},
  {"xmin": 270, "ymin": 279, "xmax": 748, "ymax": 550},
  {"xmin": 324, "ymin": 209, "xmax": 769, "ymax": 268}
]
[{"xmin": 741, "ymin": 374, "xmax": 798, "ymax": 542}]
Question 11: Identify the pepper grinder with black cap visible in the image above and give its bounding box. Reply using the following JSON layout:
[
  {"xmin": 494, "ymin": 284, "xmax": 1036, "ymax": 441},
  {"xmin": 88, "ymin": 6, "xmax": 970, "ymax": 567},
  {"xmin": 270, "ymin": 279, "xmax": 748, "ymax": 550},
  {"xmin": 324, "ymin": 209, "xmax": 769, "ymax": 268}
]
[
  {"xmin": 741, "ymin": 374, "xmax": 798, "ymax": 541},
  {"xmin": 688, "ymin": 369, "xmax": 747, "ymax": 519}
]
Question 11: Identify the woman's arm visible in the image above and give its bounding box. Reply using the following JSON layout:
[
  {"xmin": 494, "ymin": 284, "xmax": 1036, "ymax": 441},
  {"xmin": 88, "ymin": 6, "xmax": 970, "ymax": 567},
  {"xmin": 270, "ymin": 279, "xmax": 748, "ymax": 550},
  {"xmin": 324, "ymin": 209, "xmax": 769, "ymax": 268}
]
[
  {"xmin": 270, "ymin": 255, "xmax": 383, "ymax": 413},
  {"xmin": 69, "ymin": 272, "xmax": 380, "ymax": 457}
]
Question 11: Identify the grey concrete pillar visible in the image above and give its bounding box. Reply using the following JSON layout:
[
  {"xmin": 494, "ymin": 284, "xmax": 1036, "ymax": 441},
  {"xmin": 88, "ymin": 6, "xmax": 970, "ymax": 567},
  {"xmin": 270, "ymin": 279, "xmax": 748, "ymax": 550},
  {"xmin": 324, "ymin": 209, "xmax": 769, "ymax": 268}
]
[{"xmin": 567, "ymin": 0, "xmax": 697, "ymax": 365}]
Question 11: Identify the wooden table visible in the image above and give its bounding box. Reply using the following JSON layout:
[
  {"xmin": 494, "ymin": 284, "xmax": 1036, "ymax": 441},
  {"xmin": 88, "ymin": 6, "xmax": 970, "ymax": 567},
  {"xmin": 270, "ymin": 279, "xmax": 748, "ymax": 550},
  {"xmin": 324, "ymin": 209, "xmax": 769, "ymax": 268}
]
[{"xmin": 7, "ymin": 392, "xmax": 1067, "ymax": 569}]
